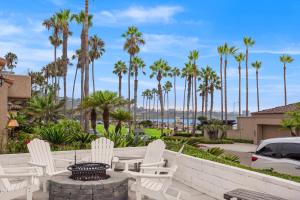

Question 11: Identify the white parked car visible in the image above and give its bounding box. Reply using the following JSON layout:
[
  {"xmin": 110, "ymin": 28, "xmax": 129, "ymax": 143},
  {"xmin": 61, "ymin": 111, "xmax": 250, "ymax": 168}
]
[{"xmin": 251, "ymin": 137, "xmax": 300, "ymax": 176}]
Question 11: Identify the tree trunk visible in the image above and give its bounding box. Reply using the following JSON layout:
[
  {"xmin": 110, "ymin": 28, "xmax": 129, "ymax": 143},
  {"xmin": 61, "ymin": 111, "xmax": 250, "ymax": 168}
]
[
  {"xmin": 284, "ymin": 64, "xmax": 287, "ymax": 105},
  {"xmin": 201, "ymin": 93, "xmax": 204, "ymax": 116},
  {"xmin": 133, "ymin": 71, "xmax": 138, "ymax": 128},
  {"xmin": 103, "ymin": 107, "xmax": 110, "ymax": 132},
  {"xmin": 142, "ymin": 95, "xmax": 145, "ymax": 121},
  {"xmin": 118, "ymin": 75, "xmax": 122, "ymax": 97},
  {"xmin": 156, "ymin": 97, "xmax": 159, "ymax": 128},
  {"xmin": 54, "ymin": 46, "xmax": 57, "ymax": 101},
  {"xmin": 238, "ymin": 63, "xmax": 241, "ymax": 116},
  {"xmin": 210, "ymin": 87, "xmax": 214, "ymax": 119},
  {"xmin": 245, "ymin": 48, "xmax": 249, "ymax": 116},
  {"xmin": 220, "ymin": 55, "xmax": 223, "ymax": 121},
  {"xmin": 71, "ymin": 65, "xmax": 78, "ymax": 118},
  {"xmin": 182, "ymin": 78, "xmax": 186, "ymax": 131},
  {"xmin": 158, "ymin": 79, "xmax": 164, "ymax": 135},
  {"xmin": 92, "ymin": 60, "xmax": 95, "ymax": 93},
  {"xmin": 256, "ymin": 70, "xmax": 260, "ymax": 111},
  {"xmin": 63, "ymin": 29, "xmax": 68, "ymax": 116},
  {"xmin": 80, "ymin": 66, "xmax": 84, "ymax": 127},
  {"xmin": 174, "ymin": 76, "xmax": 177, "ymax": 132},
  {"xmin": 186, "ymin": 76, "xmax": 191, "ymax": 133},
  {"xmin": 83, "ymin": 0, "xmax": 90, "ymax": 132},
  {"xmin": 205, "ymin": 79, "xmax": 208, "ymax": 117},
  {"xmin": 91, "ymin": 108, "xmax": 97, "ymax": 134},
  {"xmin": 224, "ymin": 58, "xmax": 228, "ymax": 123},
  {"xmin": 167, "ymin": 92, "xmax": 169, "ymax": 129},
  {"xmin": 128, "ymin": 55, "xmax": 132, "ymax": 133},
  {"xmin": 193, "ymin": 66, "xmax": 197, "ymax": 135}
]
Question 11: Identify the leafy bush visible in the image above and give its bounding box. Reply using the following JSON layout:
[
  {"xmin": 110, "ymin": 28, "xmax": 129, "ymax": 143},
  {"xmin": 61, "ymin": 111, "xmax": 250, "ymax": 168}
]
[
  {"xmin": 173, "ymin": 132, "xmax": 193, "ymax": 137},
  {"xmin": 56, "ymin": 119, "xmax": 83, "ymax": 136},
  {"xmin": 139, "ymin": 120, "xmax": 153, "ymax": 128},
  {"xmin": 221, "ymin": 154, "xmax": 240, "ymax": 163},
  {"xmin": 226, "ymin": 138, "xmax": 253, "ymax": 144},
  {"xmin": 37, "ymin": 125, "xmax": 71, "ymax": 145},
  {"xmin": 163, "ymin": 136, "xmax": 233, "ymax": 145},
  {"xmin": 207, "ymin": 147, "xmax": 224, "ymax": 156}
]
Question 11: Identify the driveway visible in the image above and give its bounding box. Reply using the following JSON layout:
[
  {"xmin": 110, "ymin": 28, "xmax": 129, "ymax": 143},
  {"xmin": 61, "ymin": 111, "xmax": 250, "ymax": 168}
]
[{"xmin": 199, "ymin": 143, "xmax": 257, "ymax": 167}]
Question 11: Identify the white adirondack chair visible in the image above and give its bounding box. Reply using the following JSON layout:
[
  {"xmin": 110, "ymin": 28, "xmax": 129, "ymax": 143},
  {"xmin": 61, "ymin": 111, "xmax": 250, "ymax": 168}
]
[
  {"xmin": 120, "ymin": 139, "xmax": 166, "ymax": 172},
  {"xmin": 0, "ymin": 165, "xmax": 40, "ymax": 200},
  {"xmin": 85, "ymin": 137, "xmax": 118, "ymax": 170},
  {"xmin": 27, "ymin": 138, "xmax": 73, "ymax": 191},
  {"xmin": 129, "ymin": 145, "xmax": 185, "ymax": 200}
]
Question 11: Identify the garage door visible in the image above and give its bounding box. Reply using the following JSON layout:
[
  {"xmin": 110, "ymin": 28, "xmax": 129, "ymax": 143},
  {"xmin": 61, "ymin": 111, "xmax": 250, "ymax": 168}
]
[{"xmin": 262, "ymin": 125, "xmax": 291, "ymax": 139}]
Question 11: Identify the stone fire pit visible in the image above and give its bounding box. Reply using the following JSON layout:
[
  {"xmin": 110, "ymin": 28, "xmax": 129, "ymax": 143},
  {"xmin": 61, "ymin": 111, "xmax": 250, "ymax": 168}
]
[{"xmin": 49, "ymin": 171, "xmax": 128, "ymax": 200}]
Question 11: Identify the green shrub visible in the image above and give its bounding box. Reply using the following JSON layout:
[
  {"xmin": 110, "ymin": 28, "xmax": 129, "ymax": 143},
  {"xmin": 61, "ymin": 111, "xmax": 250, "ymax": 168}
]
[
  {"xmin": 207, "ymin": 147, "xmax": 224, "ymax": 156},
  {"xmin": 221, "ymin": 154, "xmax": 240, "ymax": 163},
  {"xmin": 37, "ymin": 125, "xmax": 71, "ymax": 145},
  {"xmin": 163, "ymin": 136, "xmax": 233, "ymax": 145},
  {"xmin": 226, "ymin": 138, "xmax": 254, "ymax": 144},
  {"xmin": 139, "ymin": 120, "xmax": 153, "ymax": 128}
]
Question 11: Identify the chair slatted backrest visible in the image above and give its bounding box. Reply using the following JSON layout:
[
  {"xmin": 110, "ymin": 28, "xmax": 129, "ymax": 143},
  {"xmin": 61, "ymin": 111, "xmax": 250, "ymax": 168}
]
[
  {"xmin": 27, "ymin": 139, "xmax": 55, "ymax": 175},
  {"xmin": 91, "ymin": 138, "xmax": 114, "ymax": 167},
  {"xmin": 143, "ymin": 139, "xmax": 166, "ymax": 164},
  {"xmin": 0, "ymin": 165, "xmax": 11, "ymax": 192}
]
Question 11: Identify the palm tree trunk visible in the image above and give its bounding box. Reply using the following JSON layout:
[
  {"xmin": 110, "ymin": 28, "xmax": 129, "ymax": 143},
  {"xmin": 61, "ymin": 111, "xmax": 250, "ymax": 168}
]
[
  {"xmin": 71, "ymin": 66, "xmax": 78, "ymax": 118},
  {"xmin": 201, "ymin": 93, "xmax": 204, "ymax": 116},
  {"xmin": 54, "ymin": 46, "xmax": 58, "ymax": 101},
  {"xmin": 80, "ymin": 66, "xmax": 84, "ymax": 127},
  {"xmin": 205, "ymin": 82, "xmax": 208, "ymax": 118},
  {"xmin": 193, "ymin": 67, "xmax": 197, "ymax": 135},
  {"xmin": 156, "ymin": 97, "xmax": 159, "ymax": 128},
  {"xmin": 118, "ymin": 75, "xmax": 122, "ymax": 97},
  {"xmin": 133, "ymin": 72, "xmax": 138, "ymax": 128},
  {"xmin": 191, "ymin": 78, "xmax": 194, "ymax": 126},
  {"xmin": 142, "ymin": 95, "xmax": 145, "ymax": 121},
  {"xmin": 149, "ymin": 95, "xmax": 151, "ymax": 122},
  {"xmin": 238, "ymin": 63, "xmax": 241, "ymax": 116},
  {"xmin": 182, "ymin": 78, "xmax": 186, "ymax": 131},
  {"xmin": 187, "ymin": 76, "xmax": 191, "ymax": 133},
  {"xmin": 92, "ymin": 60, "xmax": 95, "ymax": 93},
  {"xmin": 220, "ymin": 55, "xmax": 223, "ymax": 121},
  {"xmin": 210, "ymin": 87, "xmax": 214, "ymax": 119},
  {"xmin": 63, "ymin": 30, "xmax": 68, "ymax": 116},
  {"xmin": 174, "ymin": 76, "xmax": 177, "ymax": 132},
  {"xmin": 128, "ymin": 55, "xmax": 132, "ymax": 133},
  {"xmin": 245, "ymin": 48, "xmax": 249, "ymax": 116},
  {"xmin": 167, "ymin": 92, "xmax": 169, "ymax": 129},
  {"xmin": 103, "ymin": 107, "xmax": 110, "ymax": 132},
  {"xmin": 83, "ymin": 0, "xmax": 90, "ymax": 132},
  {"xmin": 158, "ymin": 79, "xmax": 164, "ymax": 135},
  {"xmin": 284, "ymin": 64, "xmax": 287, "ymax": 105},
  {"xmin": 256, "ymin": 70, "xmax": 260, "ymax": 111},
  {"xmin": 224, "ymin": 58, "xmax": 228, "ymax": 123}
]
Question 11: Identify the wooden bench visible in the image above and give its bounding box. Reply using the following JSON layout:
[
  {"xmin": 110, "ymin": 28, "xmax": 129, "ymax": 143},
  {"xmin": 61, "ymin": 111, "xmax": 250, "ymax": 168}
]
[{"xmin": 224, "ymin": 188, "xmax": 287, "ymax": 200}]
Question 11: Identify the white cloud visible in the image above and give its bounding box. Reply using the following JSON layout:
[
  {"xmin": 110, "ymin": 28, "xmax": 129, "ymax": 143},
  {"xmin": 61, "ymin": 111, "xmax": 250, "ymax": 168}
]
[
  {"xmin": 0, "ymin": 21, "xmax": 22, "ymax": 36},
  {"xmin": 94, "ymin": 5, "xmax": 183, "ymax": 26},
  {"xmin": 251, "ymin": 49, "xmax": 300, "ymax": 55}
]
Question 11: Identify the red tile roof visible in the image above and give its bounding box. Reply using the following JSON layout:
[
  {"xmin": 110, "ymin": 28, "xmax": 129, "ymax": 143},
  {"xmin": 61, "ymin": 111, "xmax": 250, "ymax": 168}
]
[{"xmin": 252, "ymin": 102, "xmax": 300, "ymax": 115}]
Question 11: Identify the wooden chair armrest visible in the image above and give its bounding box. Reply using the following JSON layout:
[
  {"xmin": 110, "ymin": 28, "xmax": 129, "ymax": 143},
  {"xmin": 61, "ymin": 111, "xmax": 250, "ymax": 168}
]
[
  {"xmin": 140, "ymin": 161, "xmax": 164, "ymax": 167},
  {"xmin": 3, "ymin": 167, "xmax": 40, "ymax": 174},
  {"xmin": 112, "ymin": 156, "xmax": 119, "ymax": 163},
  {"xmin": 28, "ymin": 162, "xmax": 47, "ymax": 168},
  {"xmin": 128, "ymin": 171, "xmax": 173, "ymax": 179},
  {"xmin": 0, "ymin": 173, "xmax": 38, "ymax": 178},
  {"xmin": 119, "ymin": 158, "xmax": 143, "ymax": 164}
]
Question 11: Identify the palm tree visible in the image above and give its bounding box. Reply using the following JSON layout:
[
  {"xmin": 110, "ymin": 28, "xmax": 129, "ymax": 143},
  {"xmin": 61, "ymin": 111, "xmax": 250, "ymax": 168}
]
[
  {"xmin": 184, "ymin": 62, "xmax": 194, "ymax": 133},
  {"xmin": 280, "ymin": 55, "xmax": 294, "ymax": 105},
  {"xmin": 142, "ymin": 90, "xmax": 147, "ymax": 121},
  {"xmin": 217, "ymin": 45, "xmax": 225, "ymax": 120},
  {"xmin": 189, "ymin": 50, "xmax": 199, "ymax": 135},
  {"xmin": 209, "ymin": 71, "xmax": 221, "ymax": 119},
  {"xmin": 57, "ymin": 9, "xmax": 72, "ymax": 115},
  {"xmin": 143, "ymin": 89, "xmax": 152, "ymax": 120},
  {"xmin": 163, "ymin": 81, "xmax": 172, "ymax": 129},
  {"xmin": 199, "ymin": 66, "xmax": 213, "ymax": 118},
  {"xmin": 150, "ymin": 59, "xmax": 171, "ymax": 134},
  {"xmin": 131, "ymin": 56, "xmax": 146, "ymax": 128},
  {"xmin": 80, "ymin": 90, "xmax": 127, "ymax": 132},
  {"xmin": 113, "ymin": 60, "xmax": 127, "ymax": 97},
  {"xmin": 25, "ymin": 90, "xmax": 64, "ymax": 124},
  {"xmin": 122, "ymin": 26, "xmax": 145, "ymax": 115},
  {"xmin": 111, "ymin": 109, "xmax": 132, "ymax": 134},
  {"xmin": 223, "ymin": 43, "xmax": 238, "ymax": 123},
  {"xmin": 4, "ymin": 52, "xmax": 18, "ymax": 72},
  {"xmin": 243, "ymin": 37, "xmax": 256, "ymax": 116},
  {"xmin": 83, "ymin": 0, "xmax": 90, "ymax": 131},
  {"xmin": 181, "ymin": 67, "xmax": 188, "ymax": 130},
  {"xmin": 89, "ymin": 35, "xmax": 105, "ymax": 93},
  {"xmin": 234, "ymin": 53, "xmax": 245, "ymax": 116},
  {"xmin": 169, "ymin": 67, "xmax": 180, "ymax": 131},
  {"xmin": 43, "ymin": 15, "xmax": 61, "ymax": 100},
  {"xmin": 252, "ymin": 61, "xmax": 262, "ymax": 111},
  {"xmin": 71, "ymin": 11, "xmax": 93, "ymax": 127},
  {"xmin": 198, "ymin": 83, "xmax": 206, "ymax": 116}
]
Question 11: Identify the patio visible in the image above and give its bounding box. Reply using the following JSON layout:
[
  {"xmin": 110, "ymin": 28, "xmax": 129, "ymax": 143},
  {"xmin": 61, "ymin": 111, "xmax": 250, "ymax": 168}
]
[{"xmin": 1, "ymin": 146, "xmax": 300, "ymax": 200}]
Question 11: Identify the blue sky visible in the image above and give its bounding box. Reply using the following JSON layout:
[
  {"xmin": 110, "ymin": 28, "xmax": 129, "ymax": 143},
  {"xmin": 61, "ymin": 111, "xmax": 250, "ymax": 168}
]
[{"xmin": 1, "ymin": 0, "xmax": 300, "ymax": 112}]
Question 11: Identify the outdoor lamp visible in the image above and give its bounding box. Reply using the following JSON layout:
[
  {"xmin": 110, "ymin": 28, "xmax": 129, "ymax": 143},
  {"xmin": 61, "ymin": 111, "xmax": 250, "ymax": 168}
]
[{"xmin": 7, "ymin": 119, "xmax": 19, "ymax": 129}]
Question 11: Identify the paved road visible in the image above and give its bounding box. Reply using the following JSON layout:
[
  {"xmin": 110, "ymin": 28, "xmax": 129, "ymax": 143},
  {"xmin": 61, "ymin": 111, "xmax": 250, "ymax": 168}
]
[{"xmin": 199, "ymin": 143, "xmax": 257, "ymax": 167}]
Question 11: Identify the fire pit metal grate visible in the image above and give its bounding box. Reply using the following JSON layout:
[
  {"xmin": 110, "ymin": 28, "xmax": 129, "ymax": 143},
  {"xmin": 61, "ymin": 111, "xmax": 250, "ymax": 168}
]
[{"xmin": 67, "ymin": 162, "xmax": 110, "ymax": 181}]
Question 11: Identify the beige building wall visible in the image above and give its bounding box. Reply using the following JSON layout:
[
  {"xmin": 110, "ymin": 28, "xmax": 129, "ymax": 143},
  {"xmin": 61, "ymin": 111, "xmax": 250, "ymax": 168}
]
[
  {"xmin": 6, "ymin": 74, "xmax": 31, "ymax": 99},
  {"xmin": 0, "ymin": 82, "xmax": 9, "ymax": 152}
]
